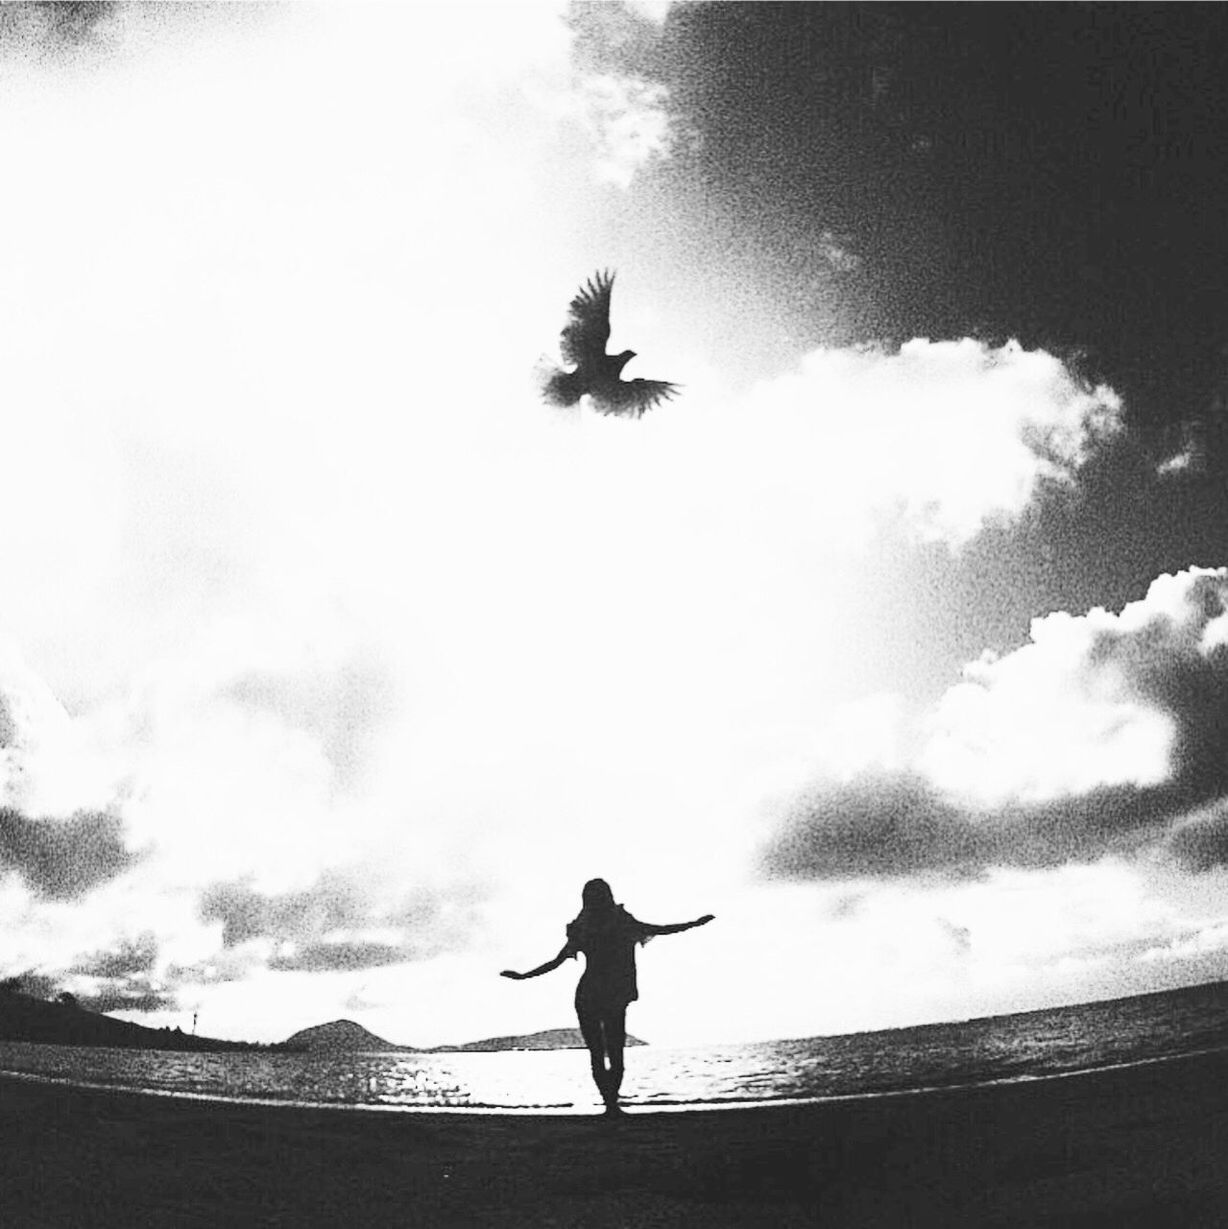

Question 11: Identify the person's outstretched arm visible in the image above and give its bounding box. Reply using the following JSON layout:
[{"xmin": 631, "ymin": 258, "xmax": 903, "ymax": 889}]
[
  {"xmin": 641, "ymin": 914, "xmax": 714, "ymax": 937},
  {"xmin": 501, "ymin": 944, "xmax": 572, "ymax": 980}
]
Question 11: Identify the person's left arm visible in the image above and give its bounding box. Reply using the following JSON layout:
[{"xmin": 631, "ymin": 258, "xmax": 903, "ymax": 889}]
[{"xmin": 640, "ymin": 914, "xmax": 714, "ymax": 937}]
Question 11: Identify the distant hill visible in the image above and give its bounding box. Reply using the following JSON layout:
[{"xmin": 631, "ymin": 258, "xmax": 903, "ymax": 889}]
[
  {"xmin": 444, "ymin": 1028, "xmax": 647, "ymax": 1052},
  {"xmin": 0, "ymin": 989, "xmax": 273, "ymax": 1053},
  {"xmin": 2, "ymin": 995, "xmax": 650, "ymax": 1058},
  {"xmin": 282, "ymin": 1019, "xmax": 416, "ymax": 1053},
  {"xmin": 280, "ymin": 1022, "xmax": 648, "ymax": 1052}
]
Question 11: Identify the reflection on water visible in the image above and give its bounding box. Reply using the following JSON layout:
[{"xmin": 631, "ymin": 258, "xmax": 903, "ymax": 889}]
[{"xmin": 4, "ymin": 979, "xmax": 1228, "ymax": 1111}]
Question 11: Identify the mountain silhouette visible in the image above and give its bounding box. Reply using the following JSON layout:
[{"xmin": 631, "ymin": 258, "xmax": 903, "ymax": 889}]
[
  {"xmin": 449, "ymin": 1027, "xmax": 646, "ymax": 1052},
  {"xmin": 283, "ymin": 1019, "xmax": 415, "ymax": 1053},
  {"xmin": 280, "ymin": 1020, "xmax": 647, "ymax": 1052},
  {"xmin": 0, "ymin": 985, "xmax": 273, "ymax": 1053}
]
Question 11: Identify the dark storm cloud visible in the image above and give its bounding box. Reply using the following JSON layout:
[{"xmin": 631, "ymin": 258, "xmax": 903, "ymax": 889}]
[
  {"xmin": 763, "ymin": 774, "xmax": 984, "ymax": 881},
  {"xmin": 165, "ymin": 951, "xmax": 253, "ymax": 987},
  {"xmin": 199, "ymin": 870, "xmax": 477, "ymax": 973},
  {"xmin": 77, "ymin": 979, "xmax": 176, "ymax": 1015},
  {"xmin": 0, "ymin": 808, "xmax": 137, "ymax": 899},
  {"xmin": 647, "ymin": 0, "xmax": 1228, "ymax": 519},
  {"xmin": 1164, "ymin": 802, "xmax": 1228, "ymax": 873},
  {"xmin": 759, "ymin": 773, "xmax": 1168, "ymax": 883},
  {"xmin": 2, "ymin": 953, "xmax": 174, "ymax": 1015},
  {"xmin": 1086, "ymin": 576, "xmax": 1228, "ymax": 802},
  {"xmin": 65, "ymin": 938, "xmax": 173, "ymax": 1011},
  {"xmin": 0, "ymin": 970, "xmax": 59, "ymax": 999},
  {"xmin": 268, "ymin": 940, "xmax": 407, "ymax": 974},
  {"xmin": 0, "ymin": 3, "xmax": 118, "ymax": 57},
  {"xmin": 0, "ymin": 3, "xmax": 277, "ymax": 66},
  {"xmin": 762, "ymin": 569, "xmax": 1228, "ymax": 881},
  {"xmin": 71, "ymin": 933, "xmax": 158, "ymax": 979},
  {"xmin": 200, "ymin": 873, "xmax": 367, "ymax": 948}
]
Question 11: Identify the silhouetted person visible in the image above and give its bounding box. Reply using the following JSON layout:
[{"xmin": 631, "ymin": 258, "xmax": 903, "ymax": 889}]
[
  {"xmin": 501, "ymin": 878, "xmax": 713, "ymax": 1113},
  {"xmin": 538, "ymin": 270, "xmax": 679, "ymax": 417}
]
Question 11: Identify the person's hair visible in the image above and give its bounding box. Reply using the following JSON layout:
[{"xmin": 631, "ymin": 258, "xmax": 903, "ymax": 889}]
[
  {"xmin": 569, "ymin": 878, "xmax": 650, "ymax": 949},
  {"xmin": 581, "ymin": 878, "xmax": 615, "ymax": 910}
]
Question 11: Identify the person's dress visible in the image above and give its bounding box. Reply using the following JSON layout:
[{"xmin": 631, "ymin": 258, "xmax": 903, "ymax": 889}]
[{"xmin": 565, "ymin": 907, "xmax": 651, "ymax": 1014}]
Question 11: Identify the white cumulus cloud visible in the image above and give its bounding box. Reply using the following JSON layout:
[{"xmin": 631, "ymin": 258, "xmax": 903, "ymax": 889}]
[{"xmin": 764, "ymin": 567, "xmax": 1228, "ymax": 882}]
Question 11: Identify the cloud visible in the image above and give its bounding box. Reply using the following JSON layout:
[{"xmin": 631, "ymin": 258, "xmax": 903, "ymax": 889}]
[
  {"xmin": 540, "ymin": 2, "xmax": 682, "ymax": 187},
  {"xmin": 762, "ymin": 567, "xmax": 1228, "ymax": 881},
  {"xmin": 615, "ymin": 1, "xmax": 676, "ymax": 30},
  {"xmin": 60, "ymin": 933, "xmax": 175, "ymax": 1014},
  {"xmin": 0, "ymin": 636, "xmax": 127, "ymax": 830},
  {"xmin": 576, "ymin": 74, "xmax": 675, "ymax": 186},
  {"xmin": 0, "ymin": 933, "xmax": 175, "ymax": 1016},
  {"xmin": 198, "ymin": 870, "xmax": 482, "ymax": 974},
  {"xmin": 724, "ymin": 338, "xmax": 1122, "ymax": 550},
  {"xmin": 0, "ymin": 2, "xmax": 119, "ymax": 58},
  {"xmin": 1, "ymin": 639, "xmax": 73, "ymax": 806},
  {"xmin": 201, "ymin": 874, "xmax": 370, "ymax": 949},
  {"xmin": 0, "ymin": 808, "xmax": 136, "ymax": 900},
  {"xmin": 1165, "ymin": 801, "xmax": 1228, "ymax": 872},
  {"xmin": 222, "ymin": 653, "xmax": 399, "ymax": 794},
  {"xmin": 760, "ymin": 772, "xmax": 1167, "ymax": 881},
  {"xmin": 567, "ymin": 1, "xmax": 676, "ymax": 75},
  {"xmin": 268, "ymin": 941, "xmax": 409, "ymax": 975},
  {"xmin": 0, "ymin": 970, "xmax": 58, "ymax": 999},
  {"xmin": 818, "ymin": 230, "xmax": 862, "ymax": 273},
  {"xmin": 70, "ymin": 932, "xmax": 158, "ymax": 979},
  {"xmin": 76, "ymin": 981, "xmax": 177, "ymax": 1016}
]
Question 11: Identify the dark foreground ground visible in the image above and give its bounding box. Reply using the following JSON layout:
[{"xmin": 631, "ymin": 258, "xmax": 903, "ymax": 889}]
[{"xmin": 2, "ymin": 1049, "xmax": 1228, "ymax": 1227}]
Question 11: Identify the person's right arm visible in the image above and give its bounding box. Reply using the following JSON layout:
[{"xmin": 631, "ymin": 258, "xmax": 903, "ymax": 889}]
[{"xmin": 501, "ymin": 943, "xmax": 573, "ymax": 980}]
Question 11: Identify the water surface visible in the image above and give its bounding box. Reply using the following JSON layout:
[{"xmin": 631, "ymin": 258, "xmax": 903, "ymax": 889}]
[{"xmin": 4, "ymin": 979, "xmax": 1227, "ymax": 1113}]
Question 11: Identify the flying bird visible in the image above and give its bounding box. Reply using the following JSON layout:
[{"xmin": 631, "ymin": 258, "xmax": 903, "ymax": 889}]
[{"xmin": 538, "ymin": 270, "xmax": 679, "ymax": 418}]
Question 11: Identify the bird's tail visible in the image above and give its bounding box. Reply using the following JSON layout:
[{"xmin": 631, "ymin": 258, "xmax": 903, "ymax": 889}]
[{"xmin": 534, "ymin": 358, "xmax": 583, "ymax": 407}]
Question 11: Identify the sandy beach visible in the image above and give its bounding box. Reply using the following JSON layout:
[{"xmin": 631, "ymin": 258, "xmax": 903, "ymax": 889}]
[{"xmin": 2, "ymin": 1049, "xmax": 1227, "ymax": 1228}]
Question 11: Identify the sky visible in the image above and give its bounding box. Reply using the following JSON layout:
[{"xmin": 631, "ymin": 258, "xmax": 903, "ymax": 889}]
[{"xmin": 3, "ymin": 2, "xmax": 1228, "ymax": 1048}]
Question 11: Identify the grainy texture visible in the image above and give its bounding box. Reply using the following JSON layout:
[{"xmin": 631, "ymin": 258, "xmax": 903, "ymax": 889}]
[{"xmin": 3, "ymin": 1051, "xmax": 1228, "ymax": 1227}]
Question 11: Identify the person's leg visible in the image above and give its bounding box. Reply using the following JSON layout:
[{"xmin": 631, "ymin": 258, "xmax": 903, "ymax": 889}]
[
  {"xmin": 602, "ymin": 1005, "xmax": 627, "ymax": 1108},
  {"xmin": 575, "ymin": 995, "xmax": 610, "ymax": 1101}
]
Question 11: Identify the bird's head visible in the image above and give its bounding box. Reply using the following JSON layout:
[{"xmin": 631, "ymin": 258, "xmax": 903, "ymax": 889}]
[{"xmin": 614, "ymin": 348, "xmax": 636, "ymax": 374}]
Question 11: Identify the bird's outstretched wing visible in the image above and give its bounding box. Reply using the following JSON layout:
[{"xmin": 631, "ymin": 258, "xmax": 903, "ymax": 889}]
[
  {"xmin": 559, "ymin": 270, "xmax": 613, "ymax": 369},
  {"xmin": 593, "ymin": 378, "xmax": 680, "ymax": 418}
]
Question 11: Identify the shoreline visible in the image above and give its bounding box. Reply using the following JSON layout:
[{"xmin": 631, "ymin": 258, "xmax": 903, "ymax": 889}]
[
  {"xmin": 4, "ymin": 1034, "xmax": 1228, "ymax": 1117},
  {"xmin": 4, "ymin": 1047, "xmax": 1228, "ymax": 1225}
]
